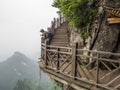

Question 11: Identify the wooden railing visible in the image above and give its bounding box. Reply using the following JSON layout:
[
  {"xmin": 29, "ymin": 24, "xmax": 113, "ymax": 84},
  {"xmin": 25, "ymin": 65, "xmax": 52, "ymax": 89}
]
[
  {"xmin": 47, "ymin": 14, "xmax": 66, "ymax": 35},
  {"xmin": 104, "ymin": 6, "xmax": 120, "ymax": 18},
  {"xmin": 40, "ymin": 41, "xmax": 120, "ymax": 90}
]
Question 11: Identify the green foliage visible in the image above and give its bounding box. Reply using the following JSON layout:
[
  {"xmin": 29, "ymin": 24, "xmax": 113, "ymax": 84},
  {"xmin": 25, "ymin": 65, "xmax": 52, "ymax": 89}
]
[{"xmin": 52, "ymin": 0, "xmax": 98, "ymax": 37}]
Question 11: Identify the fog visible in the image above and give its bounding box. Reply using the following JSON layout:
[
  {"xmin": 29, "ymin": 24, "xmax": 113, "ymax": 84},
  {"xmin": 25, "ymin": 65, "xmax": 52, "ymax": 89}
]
[{"xmin": 0, "ymin": 0, "xmax": 58, "ymax": 61}]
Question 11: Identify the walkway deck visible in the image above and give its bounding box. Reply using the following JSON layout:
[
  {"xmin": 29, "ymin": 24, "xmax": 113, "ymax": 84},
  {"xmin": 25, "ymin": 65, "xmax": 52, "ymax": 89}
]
[
  {"xmin": 39, "ymin": 11, "xmax": 120, "ymax": 90},
  {"xmin": 39, "ymin": 43, "xmax": 120, "ymax": 90}
]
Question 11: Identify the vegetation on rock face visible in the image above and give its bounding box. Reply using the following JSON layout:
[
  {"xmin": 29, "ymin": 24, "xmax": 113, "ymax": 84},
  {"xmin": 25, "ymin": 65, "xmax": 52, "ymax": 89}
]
[{"xmin": 52, "ymin": 0, "xmax": 98, "ymax": 37}]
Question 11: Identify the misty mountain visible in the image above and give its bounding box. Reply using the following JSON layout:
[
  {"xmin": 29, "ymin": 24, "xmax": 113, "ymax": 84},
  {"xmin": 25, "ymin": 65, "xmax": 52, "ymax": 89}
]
[
  {"xmin": 0, "ymin": 52, "xmax": 54, "ymax": 90},
  {"xmin": 28, "ymin": 51, "xmax": 40, "ymax": 61}
]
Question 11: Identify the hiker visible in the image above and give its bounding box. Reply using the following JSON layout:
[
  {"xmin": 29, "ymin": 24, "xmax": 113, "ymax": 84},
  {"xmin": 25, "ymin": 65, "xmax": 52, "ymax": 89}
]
[
  {"xmin": 40, "ymin": 28, "xmax": 52, "ymax": 44},
  {"xmin": 40, "ymin": 29, "xmax": 47, "ymax": 43},
  {"xmin": 47, "ymin": 28, "xmax": 52, "ymax": 45}
]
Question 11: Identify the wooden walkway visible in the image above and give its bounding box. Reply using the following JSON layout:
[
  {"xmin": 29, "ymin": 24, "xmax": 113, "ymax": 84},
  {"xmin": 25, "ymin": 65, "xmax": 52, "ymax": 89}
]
[
  {"xmin": 39, "ymin": 8, "xmax": 120, "ymax": 89},
  {"xmin": 39, "ymin": 42, "xmax": 120, "ymax": 90},
  {"xmin": 107, "ymin": 18, "xmax": 120, "ymax": 24},
  {"xmin": 104, "ymin": 6, "xmax": 120, "ymax": 24},
  {"xmin": 39, "ymin": 7, "xmax": 120, "ymax": 90},
  {"xmin": 104, "ymin": 6, "xmax": 120, "ymax": 18}
]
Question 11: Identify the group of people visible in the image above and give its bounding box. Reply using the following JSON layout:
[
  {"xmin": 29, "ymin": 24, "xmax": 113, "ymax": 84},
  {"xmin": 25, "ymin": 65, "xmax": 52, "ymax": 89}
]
[{"xmin": 40, "ymin": 28, "xmax": 52, "ymax": 45}]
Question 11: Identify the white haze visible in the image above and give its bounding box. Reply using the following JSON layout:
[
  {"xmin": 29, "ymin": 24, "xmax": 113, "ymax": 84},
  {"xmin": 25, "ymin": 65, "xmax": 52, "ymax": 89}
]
[{"xmin": 0, "ymin": 0, "xmax": 58, "ymax": 61}]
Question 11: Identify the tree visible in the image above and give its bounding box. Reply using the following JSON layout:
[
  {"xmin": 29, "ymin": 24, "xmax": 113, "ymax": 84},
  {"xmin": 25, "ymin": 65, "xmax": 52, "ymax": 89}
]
[{"xmin": 52, "ymin": 0, "xmax": 98, "ymax": 37}]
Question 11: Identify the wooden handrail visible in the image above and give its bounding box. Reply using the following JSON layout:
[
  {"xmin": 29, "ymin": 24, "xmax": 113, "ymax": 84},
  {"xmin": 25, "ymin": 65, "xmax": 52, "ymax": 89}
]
[
  {"xmin": 77, "ymin": 49, "xmax": 120, "ymax": 56},
  {"xmin": 42, "ymin": 43, "xmax": 120, "ymax": 58},
  {"xmin": 47, "ymin": 45, "xmax": 71, "ymax": 50},
  {"xmin": 104, "ymin": 6, "xmax": 120, "ymax": 18},
  {"xmin": 42, "ymin": 44, "xmax": 120, "ymax": 57},
  {"xmin": 40, "ymin": 43, "xmax": 120, "ymax": 89},
  {"xmin": 47, "ymin": 14, "xmax": 67, "ymax": 36}
]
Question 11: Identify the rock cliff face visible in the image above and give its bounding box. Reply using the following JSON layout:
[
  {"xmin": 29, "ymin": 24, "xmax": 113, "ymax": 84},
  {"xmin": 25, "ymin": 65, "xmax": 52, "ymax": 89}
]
[
  {"xmin": 93, "ymin": 19, "xmax": 120, "ymax": 52},
  {"xmin": 92, "ymin": 0, "xmax": 120, "ymax": 53},
  {"xmin": 70, "ymin": 0, "xmax": 120, "ymax": 53}
]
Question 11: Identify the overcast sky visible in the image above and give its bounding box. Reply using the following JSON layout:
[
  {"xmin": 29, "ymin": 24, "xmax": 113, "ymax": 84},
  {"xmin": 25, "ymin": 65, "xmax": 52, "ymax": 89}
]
[{"xmin": 0, "ymin": 0, "xmax": 58, "ymax": 61}]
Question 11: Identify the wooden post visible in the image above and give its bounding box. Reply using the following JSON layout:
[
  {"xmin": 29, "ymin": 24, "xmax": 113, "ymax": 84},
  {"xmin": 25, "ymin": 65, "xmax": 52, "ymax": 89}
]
[
  {"xmin": 57, "ymin": 48, "xmax": 60, "ymax": 71},
  {"xmin": 54, "ymin": 18, "xmax": 57, "ymax": 29},
  {"xmin": 57, "ymin": 18, "xmax": 59, "ymax": 28},
  {"xmin": 71, "ymin": 43, "xmax": 78, "ymax": 78},
  {"xmin": 96, "ymin": 52, "xmax": 99, "ymax": 89},
  {"xmin": 41, "ymin": 38, "xmax": 43, "ymax": 58},
  {"xmin": 59, "ymin": 13, "xmax": 62, "ymax": 25},
  {"xmin": 44, "ymin": 40, "xmax": 47, "ymax": 67},
  {"xmin": 51, "ymin": 21, "xmax": 54, "ymax": 34}
]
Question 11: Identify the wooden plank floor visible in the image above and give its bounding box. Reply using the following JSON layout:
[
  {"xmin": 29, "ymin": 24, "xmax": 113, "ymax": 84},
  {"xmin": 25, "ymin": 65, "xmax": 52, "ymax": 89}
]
[{"xmin": 107, "ymin": 18, "xmax": 120, "ymax": 24}]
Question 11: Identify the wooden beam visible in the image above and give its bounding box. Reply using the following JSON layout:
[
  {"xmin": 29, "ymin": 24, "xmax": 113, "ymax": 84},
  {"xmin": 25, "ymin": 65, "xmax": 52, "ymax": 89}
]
[
  {"xmin": 50, "ymin": 73, "xmax": 68, "ymax": 85},
  {"xmin": 38, "ymin": 60, "xmax": 45, "ymax": 69},
  {"xmin": 41, "ymin": 67, "xmax": 112, "ymax": 90},
  {"xmin": 107, "ymin": 18, "xmax": 120, "ymax": 24},
  {"xmin": 57, "ymin": 48, "xmax": 60, "ymax": 70},
  {"xmin": 71, "ymin": 43, "xmax": 77, "ymax": 77},
  {"xmin": 44, "ymin": 68, "xmax": 90, "ymax": 90},
  {"xmin": 45, "ymin": 40, "xmax": 47, "ymax": 67},
  {"xmin": 108, "ymin": 18, "xmax": 120, "ymax": 21},
  {"xmin": 109, "ymin": 21, "xmax": 120, "ymax": 24},
  {"xmin": 50, "ymin": 74, "xmax": 87, "ymax": 90}
]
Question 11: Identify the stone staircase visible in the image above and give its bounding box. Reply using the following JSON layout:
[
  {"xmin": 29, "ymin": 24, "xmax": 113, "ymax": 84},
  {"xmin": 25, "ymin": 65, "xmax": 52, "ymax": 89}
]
[{"xmin": 50, "ymin": 22, "xmax": 69, "ymax": 47}]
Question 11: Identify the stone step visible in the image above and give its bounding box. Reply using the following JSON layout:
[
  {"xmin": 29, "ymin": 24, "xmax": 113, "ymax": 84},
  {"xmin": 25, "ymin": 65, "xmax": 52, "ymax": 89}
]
[
  {"xmin": 61, "ymin": 22, "xmax": 68, "ymax": 26},
  {"xmin": 55, "ymin": 29, "xmax": 67, "ymax": 32},
  {"xmin": 50, "ymin": 22, "xmax": 69, "ymax": 47},
  {"xmin": 54, "ymin": 32, "xmax": 68, "ymax": 35},
  {"xmin": 53, "ymin": 29, "xmax": 67, "ymax": 33},
  {"xmin": 53, "ymin": 35, "xmax": 68, "ymax": 38},
  {"xmin": 57, "ymin": 24, "xmax": 68, "ymax": 28},
  {"xmin": 51, "ymin": 43, "xmax": 67, "ymax": 47},
  {"xmin": 54, "ymin": 33, "xmax": 67, "ymax": 35},
  {"xmin": 57, "ymin": 25, "xmax": 68, "ymax": 29},
  {"xmin": 51, "ymin": 42, "xmax": 68, "ymax": 44},
  {"xmin": 56, "ymin": 26, "xmax": 67, "ymax": 30},
  {"xmin": 51, "ymin": 39, "xmax": 68, "ymax": 42},
  {"xmin": 52, "ymin": 37, "xmax": 68, "ymax": 39}
]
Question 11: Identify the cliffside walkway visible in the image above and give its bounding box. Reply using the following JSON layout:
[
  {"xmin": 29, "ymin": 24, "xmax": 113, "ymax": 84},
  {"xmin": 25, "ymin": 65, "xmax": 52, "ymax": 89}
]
[
  {"xmin": 44, "ymin": 15, "xmax": 69, "ymax": 47},
  {"xmin": 39, "ymin": 14, "xmax": 120, "ymax": 90},
  {"xmin": 39, "ymin": 42, "xmax": 120, "ymax": 90},
  {"xmin": 50, "ymin": 21, "xmax": 69, "ymax": 46}
]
